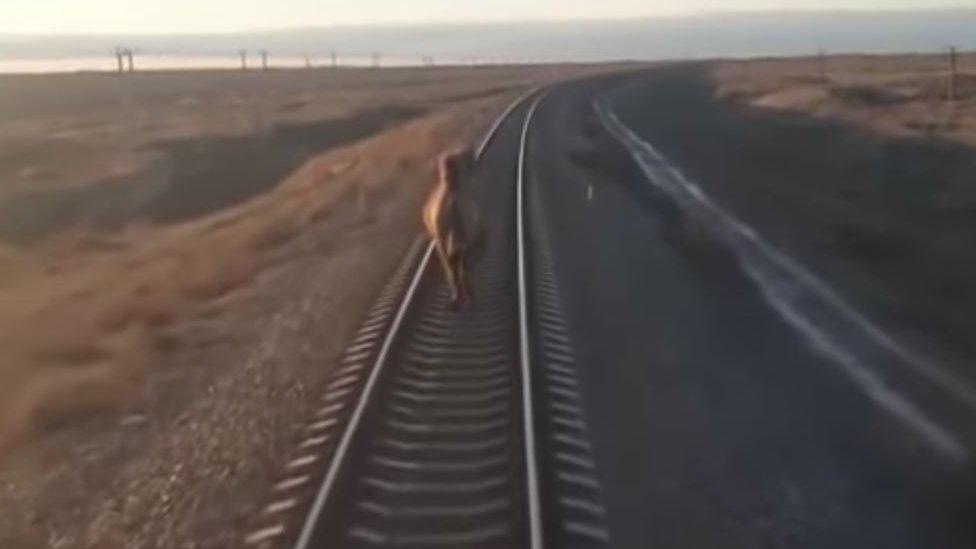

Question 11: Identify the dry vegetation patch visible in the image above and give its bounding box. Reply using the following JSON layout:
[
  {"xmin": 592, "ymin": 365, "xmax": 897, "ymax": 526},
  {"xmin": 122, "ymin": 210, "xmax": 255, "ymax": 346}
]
[
  {"xmin": 0, "ymin": 63, "xmax": 614, "ymax": 546},
  {"xmin": 0, "ymin": 71, "xmax": 546, "ymax": 453},
  {"xmin": 715, "ymin": 53, "xmax": 976, "ymax": 145}
]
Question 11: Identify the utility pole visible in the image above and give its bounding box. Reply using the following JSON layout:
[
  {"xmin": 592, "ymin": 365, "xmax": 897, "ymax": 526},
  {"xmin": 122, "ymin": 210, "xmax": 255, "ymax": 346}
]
[
  {"xmin": 125, "ymin": 49, "xmax": 134, "ymax": 73},
  {"xmin": 240, "ymin": 50, "xmax": 247, "ymax": 70},
  {"xmin": 372, "ymin": 52, "xmax": 381, "ymax": 69},
  {"xmin": 260, "ymin": 50, "xmax": 268, "ymax": 71},
  {"xmin": 304, "ymin": 54, "xmax": 312, "ymax": 69},
  {"xmin": 114, "ymin": 47, "xmax": 125, "ymax": 74},
  {"xmin": 331, "ymin": 50, "xmax": 338, "ymax": 69},
  {"xmin": 948, "ymin": 46, "xmax": 958, "ymax": 102}
]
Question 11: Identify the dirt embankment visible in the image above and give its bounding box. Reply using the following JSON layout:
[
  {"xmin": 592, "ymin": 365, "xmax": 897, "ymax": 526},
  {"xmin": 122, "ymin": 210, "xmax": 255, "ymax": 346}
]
[
  {"xmin": 0, "ymin": 65, "xmax": 591, "ymax": 547},
  {"xmin": 0, "ymin": 65, "xmax": 556, "ymax": 451},
  {"xmin": 0, "ymin": 104, "xmax": 423, "ymax": 243},
  {"xmin": 0, "ymin": 67, "xmax": 559, "ymax": 245},
  {"xmin": 0, "ymin": 92, "xmax": 517, "ymax": 548},
  {"xmin": 610, "ymin": 63, "xmax": 976, "ymax": 379}
]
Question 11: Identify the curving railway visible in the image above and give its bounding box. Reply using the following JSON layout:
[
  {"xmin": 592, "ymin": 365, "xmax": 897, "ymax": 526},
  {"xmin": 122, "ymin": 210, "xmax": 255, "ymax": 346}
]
[
  {"xmin": 245, "ymin": 87, "xmax": 609, "ymax": 549},
  {"xmin": 244, "ymin": 67, "xmax": 976, "ymax": 549}
]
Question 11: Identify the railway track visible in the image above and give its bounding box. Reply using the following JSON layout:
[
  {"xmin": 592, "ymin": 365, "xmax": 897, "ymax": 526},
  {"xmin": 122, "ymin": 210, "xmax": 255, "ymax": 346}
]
[{"xmin": 246, "ymin": 88, "xmax": 609, "ymax": 549}]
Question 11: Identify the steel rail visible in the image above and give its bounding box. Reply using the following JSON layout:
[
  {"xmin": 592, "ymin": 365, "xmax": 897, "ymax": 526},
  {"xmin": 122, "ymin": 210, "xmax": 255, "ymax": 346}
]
[
  {"xmin": 292, "ymin": 86, "xmax": 542, "ymax": 549},
  {"xmin": 516, "ymin": 92, "xmax": 547, "ymax": 549}
]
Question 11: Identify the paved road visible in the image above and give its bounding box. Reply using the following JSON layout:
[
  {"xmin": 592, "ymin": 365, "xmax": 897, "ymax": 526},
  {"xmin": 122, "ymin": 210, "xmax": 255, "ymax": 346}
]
[{"xmin": 520, "ymin": 71, "xmax": 976, "ymax": 548}]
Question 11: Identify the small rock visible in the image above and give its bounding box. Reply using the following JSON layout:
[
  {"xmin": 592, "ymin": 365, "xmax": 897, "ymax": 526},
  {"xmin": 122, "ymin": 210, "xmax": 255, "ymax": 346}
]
[{"xmin": 120, "ymin": 414, "xmax": 147, "ymax": 427}]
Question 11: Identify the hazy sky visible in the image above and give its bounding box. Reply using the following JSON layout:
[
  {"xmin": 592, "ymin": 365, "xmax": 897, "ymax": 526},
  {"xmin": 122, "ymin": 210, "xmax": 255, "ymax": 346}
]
[{"xmin": 1, "ymin": 0, "xmax": 969, "ymax": 34}]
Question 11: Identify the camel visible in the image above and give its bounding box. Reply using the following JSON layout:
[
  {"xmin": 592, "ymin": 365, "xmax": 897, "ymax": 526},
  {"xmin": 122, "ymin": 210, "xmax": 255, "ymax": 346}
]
[{"xmin": 423, "ymin": 147, "xmax": 475, "ymax": 308}]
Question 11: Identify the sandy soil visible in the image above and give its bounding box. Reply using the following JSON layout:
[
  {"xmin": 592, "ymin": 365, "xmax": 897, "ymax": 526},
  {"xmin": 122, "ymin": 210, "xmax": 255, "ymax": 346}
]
[
  {"xmin": 714, "ymin": 52, "xmax": 976, "ymax": 147},
  {"xmin": 0, "ymin": 65, "xmax": 591, "ymax": 547}
]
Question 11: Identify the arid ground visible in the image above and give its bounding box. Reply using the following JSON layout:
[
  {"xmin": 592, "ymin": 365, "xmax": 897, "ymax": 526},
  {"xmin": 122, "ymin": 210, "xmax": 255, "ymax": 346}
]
[
  {"xmin": 715, "ymin": 52, "xmax": 976, "ymax": 148},
  {"xmin": 629, "ymin": 53, "xmax": 976, "ymax": 378},
  {"xmin": 2, "ymin": 53, "xmax": 975, "ymax": 547},
  {"xmin": 718, "ymin": 53, "xmax": 976, "ymax": 370},
  {"xmin": 525, "ymin": 58, "xmax": 976, "ymax": 548},
  {"xmin": 0, "ymin": 64, "xmax": 593, "ymax": 548}
]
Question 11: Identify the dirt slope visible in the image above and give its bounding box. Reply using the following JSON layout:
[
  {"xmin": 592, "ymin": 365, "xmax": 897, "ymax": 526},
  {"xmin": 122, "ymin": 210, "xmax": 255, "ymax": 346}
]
[{"xmin": 0, "ymin": 64, "xmax": 595, "ymax": 547}]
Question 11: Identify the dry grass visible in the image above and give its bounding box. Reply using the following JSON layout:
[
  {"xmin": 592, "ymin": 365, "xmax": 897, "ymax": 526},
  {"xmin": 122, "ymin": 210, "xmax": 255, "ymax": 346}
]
[
  {"xmin": 0, "ymin": 60, "xmax": 614, "ymax": 455},
  {"xmin": 0, "ymin": 90, "xmax": 518, "ymax": 452},
  {"xmin": 714, "ymin": 53, "xmax": 976, "ymax": 147},
  {"xmin": 0, "ymin": 64, "xmax": 621, "ymax": 548}
]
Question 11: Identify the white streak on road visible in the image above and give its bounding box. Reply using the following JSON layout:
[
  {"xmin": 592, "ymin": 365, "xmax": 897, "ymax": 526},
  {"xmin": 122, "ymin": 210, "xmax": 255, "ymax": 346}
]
[{"xmin": 596, "ymin": 97, "xmax": 970, "ymax": 463}]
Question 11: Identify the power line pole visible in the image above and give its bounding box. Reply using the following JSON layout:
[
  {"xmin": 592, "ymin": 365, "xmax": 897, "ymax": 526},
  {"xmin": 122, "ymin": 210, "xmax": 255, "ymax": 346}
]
[
  {"xmin": 240, "ymin": 49, "xmax": 248, "ymax": 71},
  {"xmin": 331, "ymin": 50, "xmax": 338, "ymax": 69},
  {"xmin": 114, "ymin": 47, "xmax": 125, "ymax": 74},
  {"xmin": 305, "ymin": 54, "xmax": 312, "ymax": 69},
  {"xmin": 260, "ymin": 50, "xmax": 269, "ymax": 71},
  {"xmin": 372, "ymin": 52, "xmax": 381, "ymax": 69},
  {"xmin": 125, "ymin": 49, "xmax": 134, "ymax": 73}
]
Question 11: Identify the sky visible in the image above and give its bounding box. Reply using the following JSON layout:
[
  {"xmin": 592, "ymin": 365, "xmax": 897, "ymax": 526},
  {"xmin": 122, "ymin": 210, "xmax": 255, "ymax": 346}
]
[{"xmin": 1, "ymin": 0, "xmax": 970, "ymax": 34}]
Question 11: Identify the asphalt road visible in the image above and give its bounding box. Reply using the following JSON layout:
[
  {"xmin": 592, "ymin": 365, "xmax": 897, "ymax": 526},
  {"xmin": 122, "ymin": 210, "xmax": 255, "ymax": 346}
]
[{"xmin": 520, "ymin": 71, "xmax": 976, "ymax": 548}]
